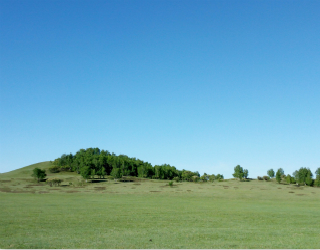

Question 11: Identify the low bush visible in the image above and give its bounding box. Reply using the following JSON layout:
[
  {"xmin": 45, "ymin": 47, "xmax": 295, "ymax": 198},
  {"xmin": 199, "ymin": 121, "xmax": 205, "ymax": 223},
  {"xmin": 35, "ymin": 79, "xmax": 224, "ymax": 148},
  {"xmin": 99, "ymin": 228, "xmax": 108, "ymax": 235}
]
[
  {"xmin": 48, "ymin": 166, "xmax": 60, "ymax": 173},
  {"xmin": 257, "ymin": 176, "xmax": 263, "ymax": 180},
  {"xmin": 173, "ymin": 177, "xmax": 180, "ymax": 183},
  {"xmin": 47, "ymin": 178, "xmax": 62, "ymax": 187},
  {"xmin": 168, "ymin": 181, "xmax": 173, "ymax": 187},
  {"xmin": 263, "ymin": 176, "xmax": 270, "ymax": 181}
]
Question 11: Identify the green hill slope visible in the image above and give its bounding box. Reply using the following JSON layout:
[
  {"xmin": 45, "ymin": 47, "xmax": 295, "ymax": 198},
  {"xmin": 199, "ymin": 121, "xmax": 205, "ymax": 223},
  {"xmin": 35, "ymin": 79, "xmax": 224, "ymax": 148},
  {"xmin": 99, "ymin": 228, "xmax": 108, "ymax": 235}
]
[{"xmin": 0, "ymin": 161, "xmax": 53, "ymax": 179}]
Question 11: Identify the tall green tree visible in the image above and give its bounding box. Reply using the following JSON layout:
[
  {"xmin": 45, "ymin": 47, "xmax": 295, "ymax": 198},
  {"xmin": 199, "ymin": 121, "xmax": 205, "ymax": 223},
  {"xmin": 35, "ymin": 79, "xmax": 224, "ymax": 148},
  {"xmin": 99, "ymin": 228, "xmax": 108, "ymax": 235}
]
[
  {"xmin": 233, "ymin": 165, "xmax": 244, "ymax": 180},
  {"xmin": 243, "ymin": 169, "xmax": 249, "ymax": 179},
  {"xmin": 267, "ymin": 169, "xmax": 275, "ymax": 178},
  {"xmin": 31, "ymin": 168, "xmax": 47, "ymax": 183},
  {"xmin": 314, "ymin": 167, "xmax": 320, "ymax": 187},
  {"xmin": 276, "ymin": 168, "xmax": 282, "ymax": 184}
]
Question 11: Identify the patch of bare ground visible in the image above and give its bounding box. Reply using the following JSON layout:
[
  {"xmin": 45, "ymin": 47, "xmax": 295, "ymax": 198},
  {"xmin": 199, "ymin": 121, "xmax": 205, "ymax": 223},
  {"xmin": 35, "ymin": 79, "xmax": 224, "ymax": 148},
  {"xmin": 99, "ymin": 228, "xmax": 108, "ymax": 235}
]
[
  {"xmin": 0, "ymin": 180, "xmax": 11, "ymax": 183},
  {"xmin": 94, "ymin": 187, "xmax": 106, "ymax": 190},
  {"xmin": 289, "ymin": 191, "xmax": 295, "ymax": 193}
]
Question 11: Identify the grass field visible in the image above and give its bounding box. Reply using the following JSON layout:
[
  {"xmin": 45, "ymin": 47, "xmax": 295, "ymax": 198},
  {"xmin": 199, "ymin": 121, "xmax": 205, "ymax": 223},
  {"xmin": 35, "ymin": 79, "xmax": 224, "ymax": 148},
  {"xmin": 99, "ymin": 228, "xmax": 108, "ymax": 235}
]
[{"xmin": 0, "ymin": 162, "xmax": 320, "ymax": 248}]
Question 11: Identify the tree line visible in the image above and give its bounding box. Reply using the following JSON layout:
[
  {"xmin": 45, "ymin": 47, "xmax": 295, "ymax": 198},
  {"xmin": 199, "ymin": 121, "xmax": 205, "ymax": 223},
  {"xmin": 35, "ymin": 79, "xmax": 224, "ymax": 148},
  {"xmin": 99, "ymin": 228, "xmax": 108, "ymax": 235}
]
[
  {"xmin": 50, "ymin": 147, "xmax": 224, "ymax": 182},
  {"xmin": 260, "ymin": 167, "xmax": 320, "ymax": 187}
]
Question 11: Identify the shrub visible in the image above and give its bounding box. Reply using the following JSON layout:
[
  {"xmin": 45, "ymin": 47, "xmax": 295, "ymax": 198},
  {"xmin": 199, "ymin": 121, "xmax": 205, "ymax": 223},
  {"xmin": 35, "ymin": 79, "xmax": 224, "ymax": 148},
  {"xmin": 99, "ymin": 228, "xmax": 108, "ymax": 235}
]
[
  {"xmin": 257, "ymin": 176, "xmax": 263, "ymax": 180},
  {"xmin": 49, "ymin": 166, "xmax": 60, "ymax": 173},
  {"xmin": 168, "ymin": 181, "xmax": 173, "ymax": 187},
  {"xmin": 47, "ymin": 178, "xmax": 62, "ymax": 187},
  {"xmin": 173, "ymin": 177, "xmax": 180, "ymax": 183},
  {"xmin": 263, "ymin": 176, "xmax": 270, "ymax": 181}
]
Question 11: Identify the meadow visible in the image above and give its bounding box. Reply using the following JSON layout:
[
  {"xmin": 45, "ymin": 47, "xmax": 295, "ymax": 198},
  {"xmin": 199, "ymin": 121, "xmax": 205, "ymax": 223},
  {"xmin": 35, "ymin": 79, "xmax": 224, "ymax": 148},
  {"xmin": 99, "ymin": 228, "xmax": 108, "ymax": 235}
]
[{"xmin": 0, "ymin": 162, "xmax": 319, "ymax": 249}]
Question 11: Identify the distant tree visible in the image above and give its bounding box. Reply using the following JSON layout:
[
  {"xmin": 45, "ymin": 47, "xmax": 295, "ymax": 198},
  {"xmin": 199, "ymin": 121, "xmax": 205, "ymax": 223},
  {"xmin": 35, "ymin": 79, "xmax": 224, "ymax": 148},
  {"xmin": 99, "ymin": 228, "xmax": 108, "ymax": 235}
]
[
  {"xmin": 111, "ymin": 167, "xmax": 121, "ymax": 179},
  {"xmin": 233, "ymin": 165, "xmax": 244, "ymax": 180},
  {"xmin": 278, "ymin": 168, "xmax": 284, "ymax": 176},
  {"xmin": 91, "ymin": 169, "xmax": 96, "ymax": 179},
  {"xmin": 276, "ymin": 169, "xmax": 282, "ymax": 184},
  {"xmin": 216, "ymin": 174, "xmax": 224, "ymax": 180},
  {"xmin": 192, "ymin": 175, "xmax": 199, "ymax": 183},
  {"xmin": 296, "ymin": 167, "xmax": 313, "ymax": 185},
  {"xmin": 101, "ymin": 167, "xmax": 106, "ymax": 178},
  {"xmin": 243, "ymin": 169, "xmax": 249, "ymax": 179},
  {"xmin": 32, "ymin": 168, "xmax": 46, "ymax": 183},
  {"xmin": 315, "ymin": 168, "xmax": 320, "ymax": 178},
  {"xmin": 267, "ymin": 169, "xmax": 275, "ymax": 178},
  {"xmin": 305, "ymin": 173, "xmax": 313, "ymax": 186},
  {"xmin": 200, "ymin": 174, "xmax": 208, "ymax": 182},
  {"xmin": 209, "ymin": 174, "xmax": 216, "ymax": 182},
  {"xmin": 314, "ymin": 168, "xmax": 320, "ymax": 187},
  {"xmin": 286, "ymin": 174, "xmax": 292, "ymax": 184}
]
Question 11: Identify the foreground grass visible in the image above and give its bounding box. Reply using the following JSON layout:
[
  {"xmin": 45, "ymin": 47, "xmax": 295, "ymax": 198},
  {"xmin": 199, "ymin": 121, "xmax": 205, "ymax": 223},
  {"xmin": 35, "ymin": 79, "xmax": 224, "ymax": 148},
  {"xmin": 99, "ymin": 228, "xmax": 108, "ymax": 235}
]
[{"xmin": 0, "ymin": 163, "xmax": 320, "ymax": 248}]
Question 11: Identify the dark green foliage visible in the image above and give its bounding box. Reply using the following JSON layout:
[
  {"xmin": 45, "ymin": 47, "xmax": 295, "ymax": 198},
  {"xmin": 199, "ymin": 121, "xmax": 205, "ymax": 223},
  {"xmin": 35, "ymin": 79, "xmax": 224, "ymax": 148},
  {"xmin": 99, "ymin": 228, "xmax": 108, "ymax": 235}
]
[
  {"xmin": 48, "ymin": 166, "xmax": 60, "ymax": 173},
  {"xmin": 216, "ymin": 174, "xmax": 224, "ymax": 180},
  {"xmin": 233, "ymin": 165, "xmax": 244, "ymax": 180},
  {"xmin": 257, "ymin": 176, "xmax": 263, "ymax": 180},
  {"xmin": 276, "ymin": 169, "xmax": 282, "ymax": 184},
  {"xmin": 314, "ymin": 168, "xmax": 320, "ymax": 187},
  {"xmin": 278, "ymin": 168, "xmax": 284, "ymax": 176},
  {"xmin": 101, "ymin": 167, "xmax": 106, "ymax": 178},
  {"xmin": 31, "ymin": 168, "xmax": 47, "ymax": 183},
  {"xmin": 286, "ymin": 174, "xmax": 292, "ymax": 184},
  {"xmin": 263, "ymin": 176, "xmax": 270, "ymax": 181},
  {"xmin": 267, "ymin": 169, "xmax": 275, "ymax": 178},
  {"xmin": 168, "ymin": 181, "xmax": 173, "ymax": 186},
  {"xmin": 52, "ymin": 147, "xmax": 223, "ymax": 182},
  {"xmin": 243, "ymin": 169, "xmax": 249, "ymax": 179},
  {"xmin": 305, "ymin": 173, "xmax": 313, "ymax": 186},
  {"xmin": 295, "ymin": 167, "xmax": 313, "ymax": 185}
]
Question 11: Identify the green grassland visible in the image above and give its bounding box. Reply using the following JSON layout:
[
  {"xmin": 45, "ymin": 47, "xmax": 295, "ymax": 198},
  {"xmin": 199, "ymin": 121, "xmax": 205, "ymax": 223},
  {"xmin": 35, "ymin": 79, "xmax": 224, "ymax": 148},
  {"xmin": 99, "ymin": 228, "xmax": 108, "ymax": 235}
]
[{"xmin": 0, "ymin": 162, "xmax": 320, "ymax": 249}]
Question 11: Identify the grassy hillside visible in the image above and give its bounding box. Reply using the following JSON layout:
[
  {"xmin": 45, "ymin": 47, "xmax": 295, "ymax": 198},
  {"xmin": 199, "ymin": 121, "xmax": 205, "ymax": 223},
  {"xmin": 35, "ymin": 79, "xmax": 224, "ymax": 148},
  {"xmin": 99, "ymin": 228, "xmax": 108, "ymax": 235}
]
[
  {"xmin": 0, "ymin": 161, "xmax": 53, "ymax": 179},
  {"xmin": 0, "ymin": 168, "xmax": 320, "ymax": 248}
]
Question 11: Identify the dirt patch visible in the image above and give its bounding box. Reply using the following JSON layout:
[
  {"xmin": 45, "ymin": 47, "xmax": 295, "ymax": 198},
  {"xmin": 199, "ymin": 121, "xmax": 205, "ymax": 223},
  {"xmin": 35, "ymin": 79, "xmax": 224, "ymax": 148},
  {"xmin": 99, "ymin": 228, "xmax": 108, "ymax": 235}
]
[
  {"xmin": 0, "ymin": 180, "xmax": 11, "ymax": 183},
  {"xmin": 278, "ymin": 188, "xmax": 282, "ymax": 189},
  {"xmin": 65, "ymin": 190, "xmax": 80, "ymax": 193},
  {"xmin": 288, "ymin": 191, "xmax": 295, "ymax": 193},
  {"xmin": 296, "ymin": 194, "xmax": 305, "ymax": 196},
  {"xmin": 10, "ymin": 190, "xmax": 35, "ymax": 193},
  {"xmin": 94, "ymin": 187, "xmax": 106, "ymax": 190},
  {"xmin": 133, "ymin": 183, "xmax": 141, "ymax": 185}
]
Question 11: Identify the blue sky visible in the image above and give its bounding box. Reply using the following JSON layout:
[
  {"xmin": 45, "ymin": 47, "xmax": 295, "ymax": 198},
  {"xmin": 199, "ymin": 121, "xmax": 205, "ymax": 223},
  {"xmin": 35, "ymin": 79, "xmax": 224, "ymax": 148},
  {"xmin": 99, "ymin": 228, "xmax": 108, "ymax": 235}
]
[{"xmin": 0, "ymin": 0, "xmax": 319, "ymax": 178}]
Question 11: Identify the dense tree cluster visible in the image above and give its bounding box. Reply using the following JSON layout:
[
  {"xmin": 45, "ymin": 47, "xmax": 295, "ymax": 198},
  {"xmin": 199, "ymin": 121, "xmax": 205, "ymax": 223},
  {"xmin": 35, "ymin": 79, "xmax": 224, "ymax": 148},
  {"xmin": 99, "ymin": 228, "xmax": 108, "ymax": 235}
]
[
  {"xmin": 266, "ymin": 167, "xmax": 320, "ymax": 187},
  {"xmin": 51, "ymin": 148, "xmax": 206, "ymax": 181},
  {"xmin": 232, "ymin": 165, "xmax": 248, "ymax": 180}
]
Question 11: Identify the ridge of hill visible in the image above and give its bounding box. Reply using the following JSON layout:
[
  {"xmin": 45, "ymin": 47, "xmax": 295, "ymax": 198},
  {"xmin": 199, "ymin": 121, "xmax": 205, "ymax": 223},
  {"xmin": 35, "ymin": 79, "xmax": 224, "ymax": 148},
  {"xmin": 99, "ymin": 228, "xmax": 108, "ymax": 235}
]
[{"xmin": 0, "ymin": 161, "xmax": 52, "ymax": 178}]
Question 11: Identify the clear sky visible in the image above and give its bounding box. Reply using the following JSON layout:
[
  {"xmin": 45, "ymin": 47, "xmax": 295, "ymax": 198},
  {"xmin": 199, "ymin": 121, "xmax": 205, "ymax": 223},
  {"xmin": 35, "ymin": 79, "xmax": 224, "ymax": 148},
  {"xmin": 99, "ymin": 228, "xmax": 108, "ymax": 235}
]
[{"xmin": 0, "ymin": 0, "xmax": 319, "ymax": 178}]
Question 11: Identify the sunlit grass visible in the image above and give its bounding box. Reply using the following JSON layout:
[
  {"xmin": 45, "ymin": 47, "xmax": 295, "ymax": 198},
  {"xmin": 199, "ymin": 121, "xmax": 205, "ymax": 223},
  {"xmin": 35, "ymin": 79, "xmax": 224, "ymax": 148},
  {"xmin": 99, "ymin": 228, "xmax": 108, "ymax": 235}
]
[{"xmin": 0, "ymin": 163, "xmax": 319, "ymax": 248}]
